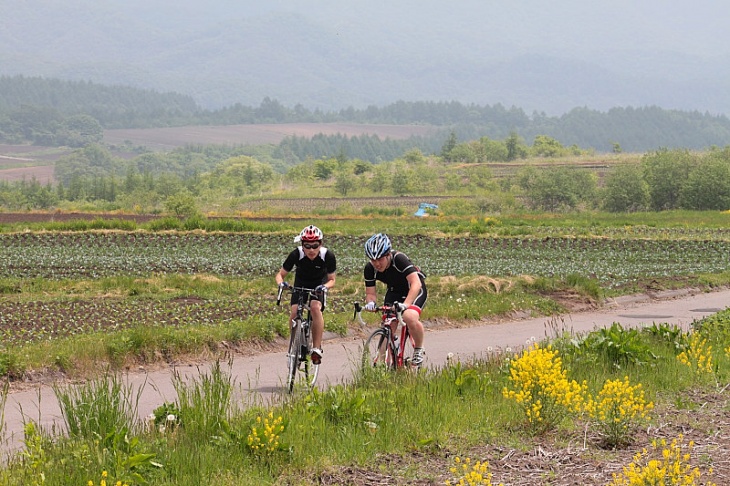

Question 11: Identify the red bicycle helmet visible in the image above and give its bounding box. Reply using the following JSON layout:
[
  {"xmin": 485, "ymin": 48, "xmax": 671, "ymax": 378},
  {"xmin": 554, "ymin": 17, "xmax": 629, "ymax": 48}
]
[{"xmin": 297, "ymin": 225, "xmax": 323, "ymax": 243}]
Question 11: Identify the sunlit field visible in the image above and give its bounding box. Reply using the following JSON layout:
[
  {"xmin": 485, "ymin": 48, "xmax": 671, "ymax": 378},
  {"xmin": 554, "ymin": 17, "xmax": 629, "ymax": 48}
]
[{"xmin": 1, "ymin": 210, "xmax": 729, "ymax": 484}]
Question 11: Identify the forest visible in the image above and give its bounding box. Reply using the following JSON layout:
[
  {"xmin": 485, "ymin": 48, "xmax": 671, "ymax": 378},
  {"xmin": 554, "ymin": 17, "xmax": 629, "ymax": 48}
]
[{"xmin": 2, "ymin": 75, "xmax": 730, "ymax": 152}]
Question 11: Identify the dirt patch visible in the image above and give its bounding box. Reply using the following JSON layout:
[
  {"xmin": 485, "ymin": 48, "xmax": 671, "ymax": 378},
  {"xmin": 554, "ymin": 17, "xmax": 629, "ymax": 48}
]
[
  {"xmin": 0, "ymin": 164, "xmax": 55, "ymax": 183},
  {"xmin": 310, "ymin": 388, "xmax": 730, "ymax": 485},
  {"xmin": 0, "ymin": 211, "xmax": 160, "ymax": 224},
  {"xmin": 0, "ymin": 144, "xmax": 77, "ymax": 183},
  {"xmin": 103, "ymin": 122, "xmax": 438, "ymax": 150},
  {"xmin": 544, "ymin": 289, "xmax": 600, "ymax": 313}
]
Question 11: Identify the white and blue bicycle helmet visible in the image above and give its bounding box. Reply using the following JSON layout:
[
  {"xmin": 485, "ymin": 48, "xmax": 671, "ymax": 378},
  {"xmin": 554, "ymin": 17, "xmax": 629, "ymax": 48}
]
[{"xmin": 364, "ymin": 233, "xmax": 392, "ymax": 260}]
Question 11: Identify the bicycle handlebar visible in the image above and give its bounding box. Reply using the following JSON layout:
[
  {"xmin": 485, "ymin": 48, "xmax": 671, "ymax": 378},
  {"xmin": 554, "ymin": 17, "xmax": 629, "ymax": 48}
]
[
  {"xmin": 276, "ymin": 284, "xmax": 326, "ymax": 308},
  {"xmin": 352, "ymin": 301, "xmax": 403, "ymax": 326}
]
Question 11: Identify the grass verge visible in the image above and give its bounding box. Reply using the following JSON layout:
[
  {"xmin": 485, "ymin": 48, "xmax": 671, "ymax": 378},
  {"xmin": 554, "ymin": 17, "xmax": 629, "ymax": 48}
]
[{"xmin": 2, "ymin": 309, "xmax": 728, "ymax": 485}]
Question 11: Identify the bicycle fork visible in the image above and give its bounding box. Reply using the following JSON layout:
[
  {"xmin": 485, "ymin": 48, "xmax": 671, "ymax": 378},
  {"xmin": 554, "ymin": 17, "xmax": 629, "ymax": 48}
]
[
  {"xmin": 289, "ymin": 319, "xmax": 309, "ymax": 362},
  {"xmin": 288, "ymin": 319, "xmax": 299, "ymax": 361},
  {"xmin": 397, "ymin": 325, "xmax": 415, "ymax": 368}
]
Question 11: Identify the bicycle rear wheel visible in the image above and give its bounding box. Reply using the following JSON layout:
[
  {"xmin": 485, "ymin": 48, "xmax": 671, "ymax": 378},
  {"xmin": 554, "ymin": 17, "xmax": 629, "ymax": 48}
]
[
  {"xmin": 363, "ymin": 328, "xmax": 395, "ymax": 370},
  {"xmin": 287, "ymin": 319, "xmax": 305, "ymax": 393}
]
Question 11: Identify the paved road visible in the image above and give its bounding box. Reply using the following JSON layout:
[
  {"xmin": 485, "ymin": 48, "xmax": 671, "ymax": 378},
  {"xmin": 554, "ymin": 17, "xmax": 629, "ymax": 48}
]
[{"xmin": 2, "ymin": 288, "xmax": 728, "ymax": 457}]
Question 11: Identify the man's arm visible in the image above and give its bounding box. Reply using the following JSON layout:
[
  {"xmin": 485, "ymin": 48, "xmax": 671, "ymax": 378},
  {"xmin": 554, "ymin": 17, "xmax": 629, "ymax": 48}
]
[
  {"xmin": 275, "ymin": 268, "xmax": 289, "ymax": 286},
  {"xmin": 403, "ymin": 272, "xmax": 422, "ymax": 307},
  {"xmin": 365, "ymin": 285, "xmax": 378, "ymax": 305},
  {"xmin": 323, "ymin": 271, "xmax": 336, "ymax": 290}
]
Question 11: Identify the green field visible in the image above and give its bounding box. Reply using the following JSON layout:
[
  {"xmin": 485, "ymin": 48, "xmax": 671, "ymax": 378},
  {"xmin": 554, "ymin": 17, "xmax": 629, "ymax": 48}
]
[
  {"xmin": 1, "ymin": 211, "xmax": 729, "ymax": 367},
  {"xmin": 1, "ymin": 211, "xmax": 730, "ymax": 485}
]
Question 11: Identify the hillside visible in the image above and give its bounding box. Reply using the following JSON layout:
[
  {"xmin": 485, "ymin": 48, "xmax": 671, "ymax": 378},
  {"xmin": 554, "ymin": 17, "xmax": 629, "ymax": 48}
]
[{"xmin": 2, "ymin": 1, "xmax": 729, "ymax": 115}]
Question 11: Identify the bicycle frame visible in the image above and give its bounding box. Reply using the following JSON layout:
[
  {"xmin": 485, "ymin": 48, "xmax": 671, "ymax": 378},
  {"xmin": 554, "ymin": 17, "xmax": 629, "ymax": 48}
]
[
  {"xmin": 354, "ymin": 302, "xmax": 416, "ymax": 370},
  {"xmin": 277, "ymin": 285, "xmax": 324, "ymax": 392}
]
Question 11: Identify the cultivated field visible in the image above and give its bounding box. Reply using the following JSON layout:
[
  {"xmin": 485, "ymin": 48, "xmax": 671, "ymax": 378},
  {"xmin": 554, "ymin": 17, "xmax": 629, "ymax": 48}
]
[
  {"xmin": 2, "ymin": 230, "xmax": 729, "ymax": 347},
  {"xmin": 102, "ymin": 122, "xmax": 438, "ymax": 150},
  {"xmin": 0, "ymin": 122, "xmax": 437, "ymax": 182},
  {"xmin": 0, "ymin": 144, "xmax": 68, "ymax": 182}
]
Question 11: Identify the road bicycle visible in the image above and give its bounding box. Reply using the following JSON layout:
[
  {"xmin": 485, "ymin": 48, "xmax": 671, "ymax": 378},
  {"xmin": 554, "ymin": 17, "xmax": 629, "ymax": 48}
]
[
  {"xmin": 277, "ymin": 284, "xmax": 322, "ymax": 392},
  {"xmin": 354, "ymin": 302, "xmax": 419, "ymax": 371}
]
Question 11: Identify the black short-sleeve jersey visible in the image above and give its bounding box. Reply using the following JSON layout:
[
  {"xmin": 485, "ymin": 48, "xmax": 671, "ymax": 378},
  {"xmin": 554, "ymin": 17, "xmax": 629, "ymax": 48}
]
[
  {"xmin": 363, "ymin": 251, "xmax": 426, "ymax": 297},
  {"xmin": 282, "ymin": 246, "xmax": 336, "ymax": 289}
]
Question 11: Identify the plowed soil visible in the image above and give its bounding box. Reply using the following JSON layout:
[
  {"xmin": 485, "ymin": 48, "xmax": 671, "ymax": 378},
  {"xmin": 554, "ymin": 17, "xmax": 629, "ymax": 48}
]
[
  {"xmin": 0, "ymin": 211, "xmax": 159, "ymax": 224},
  {"xmin": 102, "ymin": 122, "xmax": 437, "ymax": 149}
]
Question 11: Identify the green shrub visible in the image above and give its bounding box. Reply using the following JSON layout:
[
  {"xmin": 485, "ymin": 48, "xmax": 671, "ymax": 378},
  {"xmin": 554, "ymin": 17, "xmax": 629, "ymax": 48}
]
[{"xmin": 146, "ymin": 216, "xmax": 182, "ymax": 230}]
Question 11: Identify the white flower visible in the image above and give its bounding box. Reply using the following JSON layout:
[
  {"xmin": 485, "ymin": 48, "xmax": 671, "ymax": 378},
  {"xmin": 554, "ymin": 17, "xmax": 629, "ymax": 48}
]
[
  {"xmin": 166, "ymin": 414, "xmax": 177, "ymax": 423},
  {"xmin": 487, "ymin": 346, "xmax": 493, "ymax": 352}
]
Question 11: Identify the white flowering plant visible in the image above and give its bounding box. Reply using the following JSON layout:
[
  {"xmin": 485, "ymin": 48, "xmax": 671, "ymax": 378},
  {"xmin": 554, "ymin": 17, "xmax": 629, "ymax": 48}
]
[{"xmin": 152, "ymin": 401, "xmax": 182, "ymax": 432}]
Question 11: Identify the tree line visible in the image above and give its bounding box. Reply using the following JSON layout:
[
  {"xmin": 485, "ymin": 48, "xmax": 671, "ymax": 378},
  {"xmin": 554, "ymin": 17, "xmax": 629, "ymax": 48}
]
[
  {"xmin": 3, "ymin": 75, "xmax": 730, "ymax": 152},
  {"xmin": 1, "ymin": 141, "xmax": 728, "ymax": 215}
]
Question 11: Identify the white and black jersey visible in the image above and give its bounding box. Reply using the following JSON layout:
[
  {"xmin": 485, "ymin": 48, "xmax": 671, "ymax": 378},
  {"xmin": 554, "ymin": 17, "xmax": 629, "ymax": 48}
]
[{"xmin": 282, "ymin": 246, "xmax": 337, "ymax": 289}]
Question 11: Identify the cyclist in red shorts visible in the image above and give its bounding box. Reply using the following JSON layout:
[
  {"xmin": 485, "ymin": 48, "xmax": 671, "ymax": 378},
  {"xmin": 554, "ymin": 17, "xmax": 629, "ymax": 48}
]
[
  {"xmin": 363, "ymin": 233, "xmax": 427, "ymax": 366},
  {"xmin": 275, "ymin": 225, "xmax": 336, "ymax": 365}
]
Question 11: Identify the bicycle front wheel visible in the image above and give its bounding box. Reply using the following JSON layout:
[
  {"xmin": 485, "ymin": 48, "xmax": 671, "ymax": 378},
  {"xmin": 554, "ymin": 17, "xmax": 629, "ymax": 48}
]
[
  {"xmin": 287, "ymin": 319, "xmax": 305, "ymax": 393},
  {"xmin": 363, "ymin": 328, "xmax": 395, "ymax": 371},
  {"xmin": 399, "ymin": 327, "xmax": 417, "ymax": 369},
  {"xmin": 303, "ymin": 322, "xmax": 319, "ymax": 388}
]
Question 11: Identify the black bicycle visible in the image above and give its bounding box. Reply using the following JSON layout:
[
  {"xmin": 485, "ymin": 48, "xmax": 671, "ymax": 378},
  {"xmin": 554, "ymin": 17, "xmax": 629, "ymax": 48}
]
[
  {"xmin": 354, "ymin": 302, "xmax": 418, "ymax": 371},
  {"xmin": 277, "ymin": 284, "xmax": 322, "ymax": 393}
]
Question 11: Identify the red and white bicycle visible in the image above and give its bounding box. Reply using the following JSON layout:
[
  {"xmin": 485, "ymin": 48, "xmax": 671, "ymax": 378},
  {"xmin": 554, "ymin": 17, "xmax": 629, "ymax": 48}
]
[{"xmin": 354, "ymin": 302, "xmax": 419, "ymax": 371}]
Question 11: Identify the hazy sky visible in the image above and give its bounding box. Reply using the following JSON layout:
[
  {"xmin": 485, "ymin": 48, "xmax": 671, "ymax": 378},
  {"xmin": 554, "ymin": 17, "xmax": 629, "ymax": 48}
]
[
  {"xmin": 4, "ymin": 0, "xmax": 724, "ymax": 57},
  {"xmin": 2, "ymin": 0, "xmax": 729, "ymax": 113},
  {"xmin": 178, "ymin": 0, "xmax": 730, "ymax": 57}
]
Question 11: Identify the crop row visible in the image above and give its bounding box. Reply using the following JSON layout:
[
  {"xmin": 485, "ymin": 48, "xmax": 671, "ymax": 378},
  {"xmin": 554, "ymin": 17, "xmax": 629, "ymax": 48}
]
[
  {"xmin": 1, "ymin": 233, "xmax": 728, "ymax": 287},
  {"xmin": 0, "ymin": 294, "xmax": 362, "ymax": 348},
  {"xmin": 0, "ymin": 298, "xmax": 266, "ymax": 347},
  {"xmin": 1, "ymin": 232, "xmax": 728, "ymax": 347}
]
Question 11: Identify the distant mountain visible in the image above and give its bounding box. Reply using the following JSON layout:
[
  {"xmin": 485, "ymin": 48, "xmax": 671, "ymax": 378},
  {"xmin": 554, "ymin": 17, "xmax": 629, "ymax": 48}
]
[{"xmin": 2, "ymin": 0, "xmax": 729, "ymax": 115}]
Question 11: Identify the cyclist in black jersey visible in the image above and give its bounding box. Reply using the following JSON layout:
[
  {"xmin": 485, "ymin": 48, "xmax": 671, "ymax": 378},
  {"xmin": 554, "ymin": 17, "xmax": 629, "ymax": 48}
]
[
  {"xmin": 363, "ymin": 233, "xmax": 427, "ymax": 366},
  {"xmin": 275, "ymin": 225, "xmax": 336, "ymax": 364}
]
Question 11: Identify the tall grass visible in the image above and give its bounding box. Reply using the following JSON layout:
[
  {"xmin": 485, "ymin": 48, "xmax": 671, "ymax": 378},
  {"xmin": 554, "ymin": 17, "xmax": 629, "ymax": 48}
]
[
  {"xmin": 2, "ymin": 310, "xmax": 726, "ymax": 484},
  {"xmin": 172, "ymin": 360, "xmax": 235, "ymax": 438},
  {"xmin": 0, "ymin": 380, "xmax": 7, "ymax": 439},
  {"xmin": 53, "ymin": 371, "xmax": 143, "ymax": 440}
]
